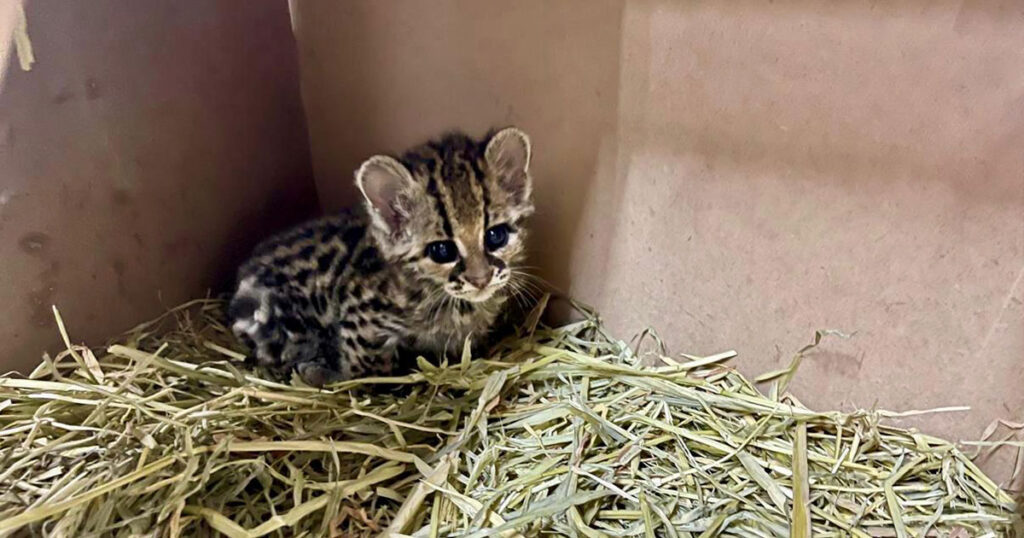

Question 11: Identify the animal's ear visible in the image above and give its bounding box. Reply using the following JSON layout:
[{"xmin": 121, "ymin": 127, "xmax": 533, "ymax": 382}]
[
  {"xmin": 485, "ymin": 127, "xmax": 532, "ymax": 202},
  {"xmin": 355, "ymin": 155, "xmax": 418, "ymax": 238}
]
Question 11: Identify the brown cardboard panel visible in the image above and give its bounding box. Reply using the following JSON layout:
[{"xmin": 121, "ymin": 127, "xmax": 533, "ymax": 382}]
[
  {"xmin": 0, "ymin": 0, "xmax": 317, "ymax": 373},
  {"xmin": 293, "ymin": 0, "xmax": 1024, "ymax": 482}
]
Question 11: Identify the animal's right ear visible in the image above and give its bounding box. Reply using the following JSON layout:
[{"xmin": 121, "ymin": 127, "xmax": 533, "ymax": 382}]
[{"xmin": 355, "ymin": 156, "xmax": 417, "ymax": 239}]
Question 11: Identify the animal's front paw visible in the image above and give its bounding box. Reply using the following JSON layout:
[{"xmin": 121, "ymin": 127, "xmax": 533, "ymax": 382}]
[{"xmin": 295, "ymin": 362, "xmax": 345, "ymax": 388}]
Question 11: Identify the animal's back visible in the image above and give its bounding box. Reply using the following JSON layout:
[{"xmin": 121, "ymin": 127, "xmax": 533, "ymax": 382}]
[{"xmin": 230, "ymin": 209, "xmax": 402, "ymax": 383}]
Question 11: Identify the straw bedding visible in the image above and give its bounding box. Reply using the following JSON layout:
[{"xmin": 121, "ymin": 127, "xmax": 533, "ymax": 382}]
[{"xmin": 0, "ymin": 298, "xmax": 1018, "ymax": 537}]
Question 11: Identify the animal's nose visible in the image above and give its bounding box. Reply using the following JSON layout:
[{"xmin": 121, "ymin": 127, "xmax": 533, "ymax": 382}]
[{"xmin": 464, "ymin": 271, "xmax": 491, "ymax": 290}]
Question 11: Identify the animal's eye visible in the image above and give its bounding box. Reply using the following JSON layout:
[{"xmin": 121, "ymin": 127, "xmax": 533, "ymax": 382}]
[
  {"xmin": 485, "ymin": 224, "xmax": 510, "ymax": 252},
  {"xmin": 425, "ymin": 240, "xmax": 458, "ymax": 263}
]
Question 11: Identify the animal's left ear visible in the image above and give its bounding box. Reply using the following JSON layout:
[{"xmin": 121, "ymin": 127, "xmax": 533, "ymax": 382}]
[
  {"xmin": 355, "ymin": 155, "xmax": 420, "ymax": 241},
  {"xmin": 485, "ymin": 127, "xmax": 532, "ymax": 203}
]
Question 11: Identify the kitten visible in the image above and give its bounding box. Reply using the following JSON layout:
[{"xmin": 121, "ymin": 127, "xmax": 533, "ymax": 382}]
[{"xmin": 228, "ymin": 128, "xmax": 534, "ymax": 386}]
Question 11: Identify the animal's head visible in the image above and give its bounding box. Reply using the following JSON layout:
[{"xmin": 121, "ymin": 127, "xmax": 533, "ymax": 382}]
[{"xmin": 356, "ymin": 127, "xmax": 534, "ymax": 303}]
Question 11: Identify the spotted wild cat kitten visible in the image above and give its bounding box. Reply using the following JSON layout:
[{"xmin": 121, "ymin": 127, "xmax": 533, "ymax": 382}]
[{"xmin": 228, "ymin": 128, "xmax": 534, "ymax": 386}]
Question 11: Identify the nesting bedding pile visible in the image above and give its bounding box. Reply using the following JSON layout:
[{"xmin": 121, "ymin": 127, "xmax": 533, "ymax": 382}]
[{"xmin": 0, "ymin": 299, "xmax": 1018, "ymax": 537}]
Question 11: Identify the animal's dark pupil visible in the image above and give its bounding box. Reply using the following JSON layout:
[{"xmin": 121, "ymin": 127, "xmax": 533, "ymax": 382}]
[
  {"xmin": 427, "ymin": 241, "xmax": 457, "ymax": 263},
  {"xmin": 485, "ymin": 225, "xmax": 509, "ymax": 251}
]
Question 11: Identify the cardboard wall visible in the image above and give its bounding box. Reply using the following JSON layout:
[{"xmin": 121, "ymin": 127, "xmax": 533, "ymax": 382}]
[
  {"xmin": 0, "ymin": 0, "xmax": 318, "ymax": 372},
  {"xmin": 291, "ymin": 0, "xmax": 1024, "ymax": 482}
]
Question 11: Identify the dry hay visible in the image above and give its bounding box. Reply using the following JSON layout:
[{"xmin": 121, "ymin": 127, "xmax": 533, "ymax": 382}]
[{"xmin": 0, "ymin": 298, "xmax": 1018, "ymax": 537}]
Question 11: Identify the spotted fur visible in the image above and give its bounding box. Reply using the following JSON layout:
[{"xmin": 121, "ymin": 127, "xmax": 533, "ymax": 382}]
[{"xmin": 229, "ymin": 128, "xmax": 534, "ymax": 386}]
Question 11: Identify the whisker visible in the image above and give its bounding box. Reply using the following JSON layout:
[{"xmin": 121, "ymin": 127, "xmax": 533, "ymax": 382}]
[
  {"xmin": 515, "ymin": 272, "xmax": 560, "ymax": 291},
  {"xmin": 506, "ymin": 278, "xmax": 541, "ymax": 312},
  {"xmin": 506, "ymin": 281, "xmax": 531, "ymax": 311},
  {"xmin": 510, "ymin": 273, "xmax": 546, "ymax": 295}
]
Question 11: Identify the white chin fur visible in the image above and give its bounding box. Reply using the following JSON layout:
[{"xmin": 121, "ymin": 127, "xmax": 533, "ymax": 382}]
[{"xmin": 450, "ymin": 287, "xmax": 498, "ymax": 303}]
